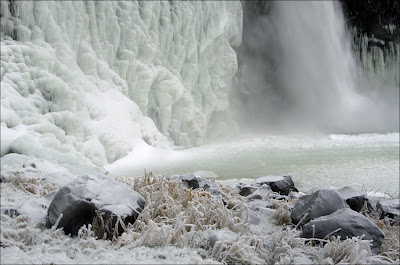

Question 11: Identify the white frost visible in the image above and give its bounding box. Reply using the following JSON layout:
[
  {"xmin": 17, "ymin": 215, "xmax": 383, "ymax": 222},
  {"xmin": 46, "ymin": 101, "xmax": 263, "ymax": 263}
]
[{"xmin": 1, "ymin": 1, "xmax": 242, "ymax": 169}]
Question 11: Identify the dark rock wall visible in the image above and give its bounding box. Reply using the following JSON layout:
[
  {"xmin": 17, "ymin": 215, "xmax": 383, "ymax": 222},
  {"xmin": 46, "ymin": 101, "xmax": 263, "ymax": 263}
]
[
  {"xmin": 341, "ymin": 0, "xmax": 399, "ymax": 42},
  {"xmin": 341, "ymin": 0, "xmax": 399, "ymax": 76}
]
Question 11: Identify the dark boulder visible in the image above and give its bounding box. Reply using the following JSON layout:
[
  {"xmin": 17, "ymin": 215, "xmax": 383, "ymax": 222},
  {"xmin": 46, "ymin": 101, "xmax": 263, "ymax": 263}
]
[
  {"xmin": 47, "ymin": 174, "xmax": 145, "ymax": 237},
  {"xmin": 252, "ymin": 175, "xmax": 297, "ymax": 195},
  {"xmin": 377, "ymin": 199, "xmax": 400, "ymax": 220},
  {"xmin": 302, "ymin": 208, "xmax": 385, "ymax": 254},
  {"xmin": 338, "ymin": 187, "xmax": 369, "ymax": 212},
  {"xmin": 166, "ymin": 173, "xmax": 224, "ymax": 197},
  {"xmin": 291, "ymin": 189, "xmax": 348, "ymax": 225},
  {"xmin": 246, "ymin": 184, "xmax": 273, "ymax": 200},
  {"xmin": 1, "ymin": 207, "xmax": 19, "ymax": 217},
  {"xmin": 230, "ymin": 183, "xmax": 258, "ymax": 197}
]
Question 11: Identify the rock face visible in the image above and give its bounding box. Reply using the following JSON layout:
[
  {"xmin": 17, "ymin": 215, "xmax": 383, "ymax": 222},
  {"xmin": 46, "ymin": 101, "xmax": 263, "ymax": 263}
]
[
  {"xmin": 341, "ymin": 0, "xmax": 399, "ymax": 82},
  {"xmin": 341, "ymin": 0, "xmax": 400, "ymax": 42},
  {"xmin": 302, "ymin": 208, "xmax": 385, "ymax": 254},
  {"xmin": 47, "ymin": 174, "xmax": 145, "ymax": 236},
  {"xmin": 338, "ymin": 187, "xmax": 369, "ymax": 212},
  {"xmin": 252, "ymin": 175, "xmax": 298, "ymax": 195},
  {"xmin": 166, "ymin": 174, "xmax": 224, "ymax": 197},
  {"xmin": 377, "ymin": 199, "xmax": 400, "ymax": 220},
  {"xmin": 291, "ymin": 189, "xmax": 348, "ymax": 225}
]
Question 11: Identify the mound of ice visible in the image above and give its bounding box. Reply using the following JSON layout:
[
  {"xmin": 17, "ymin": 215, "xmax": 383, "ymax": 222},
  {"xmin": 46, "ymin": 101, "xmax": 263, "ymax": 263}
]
[{"xmin": 1, "ymin": 1, "xmax": 242, "ymax": 169}]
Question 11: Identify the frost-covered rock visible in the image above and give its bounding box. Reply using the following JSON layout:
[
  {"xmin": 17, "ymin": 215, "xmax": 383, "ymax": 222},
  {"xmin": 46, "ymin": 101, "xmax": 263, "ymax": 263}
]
[
  {"xmin": 252, "ymin": 175, "xmax": 297, "ymax": 195},
  {"xmin": 377, "ymin": 199, "xmax": 400, "ymax": 220},
  {"xmin": 301, "ymin": 208, "xmax": 385, "ymax": 254},
  {"xmin": 230, "ymin": 183, "xmax": 258, "ymax": 197},
  {"xmin": 19, "ymin": 197, "xmax": 50, "ymax": 225},
  {"xmin": 47, "ymin": 174, "xmax": 145, "ymax": 236},
  {"xmin": 246, "ymin": 184, "xmax": 285, "ymax": 201},
  {"xmin": 166, "ymin": 173, "xmax": 224, "ymax": 197},
  {"xmin": 1, "ymin": 1, "xmax": 243, "ymax": 169},
  {"xmin": 291, "ymin": 189, "xmax": 348, "ymax": 225},
  {"xmin": 209, "ymin": 229, "xmax": 238, "ymax": 248},
  {"xmin": 1, "ymin": 207, "xmax": 20, "ymax": 217},
  {"xmin": 338, "ymin": 186, "xmax": 369, "ymax": 212}
]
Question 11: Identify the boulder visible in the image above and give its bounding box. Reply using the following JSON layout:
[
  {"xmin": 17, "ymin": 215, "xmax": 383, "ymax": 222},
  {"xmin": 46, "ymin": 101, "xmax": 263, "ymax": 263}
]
[
  {"xmin": 338, "ymin": 187, "xmax": 369, "ymax": 212},
  {"xmin": 47, "ymin": 174, "xmax": 145, "ymax": 237},
  {"xmin": 233, "ymin": 183, "xmax": 258, "ymax": 197},
  {"xmin": 246, "ymin": 184, "xmax": 286, "ymax": 201},
  {"xmin": 377, "ymin": 199, "xmax": 400, "ymax": 220},
  {"xmin": 291, "ymin": 189, "xmax": 348, "ymax": 225},
  {"xmin": 166, "ymin": 174, "xmax": 224, "ymax": 197},
  {"xmin": 19, "ymin": 197, "xmax": 50, "ymax": 224},
  {"xmin": 301, "ymin": 208, "xmax": 385, "ymax": 254},
  {"xmin": 252, "ymin": 175, "xmax": 297, "ymax": 195},
  {"xmin": 209, "ymin": 229, "xmax": 238, "ymax": 248},
  {"xmin": 1, "ymin": 207, "xmax": 19, "ymax": 217}
]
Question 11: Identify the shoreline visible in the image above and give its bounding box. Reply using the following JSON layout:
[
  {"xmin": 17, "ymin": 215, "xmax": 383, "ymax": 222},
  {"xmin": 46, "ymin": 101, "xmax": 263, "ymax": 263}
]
[{"xmin": 1, "ymin": 165, "xmax": 399, "ymax": 264}]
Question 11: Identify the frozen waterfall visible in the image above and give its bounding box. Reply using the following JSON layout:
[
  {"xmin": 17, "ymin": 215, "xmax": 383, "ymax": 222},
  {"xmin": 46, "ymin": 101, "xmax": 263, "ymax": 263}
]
[{"xmin": 0, "ymin": 1, "xmax": 242, "ymax": 170}]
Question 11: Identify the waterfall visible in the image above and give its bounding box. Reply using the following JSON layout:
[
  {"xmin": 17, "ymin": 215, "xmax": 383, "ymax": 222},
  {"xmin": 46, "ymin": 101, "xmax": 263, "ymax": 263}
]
[{"xmin": 235, "ymin": 1, "xmax": 399, "ymax": 134}]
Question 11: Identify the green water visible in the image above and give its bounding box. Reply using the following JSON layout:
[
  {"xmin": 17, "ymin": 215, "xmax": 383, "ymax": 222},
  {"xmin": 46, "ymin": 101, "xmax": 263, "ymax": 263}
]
[{"xmin": 107, "ymin": 133, "xmax": 399, "ymax": 196}]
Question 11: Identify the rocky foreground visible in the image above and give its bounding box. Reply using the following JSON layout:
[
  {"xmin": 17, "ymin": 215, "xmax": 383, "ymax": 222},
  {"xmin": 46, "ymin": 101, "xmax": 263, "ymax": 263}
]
[{"xmin": 1, "ymin": 159, "xmax": 399, "ymax": 264}]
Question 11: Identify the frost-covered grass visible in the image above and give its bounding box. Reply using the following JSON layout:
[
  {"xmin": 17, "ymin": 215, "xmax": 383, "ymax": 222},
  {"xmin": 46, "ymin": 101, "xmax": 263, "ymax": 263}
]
[{"xmin": 1, "ymin": 170, "xmax": 399, "ymax": 264}]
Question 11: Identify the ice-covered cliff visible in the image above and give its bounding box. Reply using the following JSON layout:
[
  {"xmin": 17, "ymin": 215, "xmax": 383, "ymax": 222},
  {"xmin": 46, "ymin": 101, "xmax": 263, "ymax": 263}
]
[{"xmin": 1, "ymin": 1, "xmax": 242, "ymax": 169}]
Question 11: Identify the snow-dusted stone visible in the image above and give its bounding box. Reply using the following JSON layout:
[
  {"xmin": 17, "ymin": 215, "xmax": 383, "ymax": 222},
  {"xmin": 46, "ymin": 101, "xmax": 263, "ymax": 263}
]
[
  {"xmin": 166, "ymin": 174, "xmax": 224, "ymax": 197},
  {"xmin": 47, "ymin": 174, "xmax": 145, "ymax": 236},
  {"xmin": 209, "ymin": 229, "xmax": 238, "ymax": 248},
  {"xmin": 255, "ymin": 207, "xmax": 277, "ymax": 217},
  {"xmin": 291, "ymin": 189, "xmax": 348, "ymax": 225},
  {"xmin": 338, "ymin": 187, "xmax": 369, "ymax": 212},
  {"xmin": 247, "ymin": 184, "xmax": 287, "ymax": 201},
  {"xmin": 247, "ymin": 184, "xmax": 272, "ymax": 200},
  {"xmin": 301, "ymin": 208, "xmax": 385, "ymax": 254},
  {"xmin": 19, "ymin": 197, "xmax": 50, "ymax": 225},
  {"xmin": 289, "ymin": 191, "xmax": 302, "ymax": 200},
  {"xmin": 252, "ymin": 175, "xmax": 298, "ymax": 195},
  {"xmin": 1, "ymin": 207, "xmax": 20, "ymax": 217},
  {"xmin": 230, "ymin": 183, "xmax": 258, "ymax": 197},
  {"xmin": 377, "ymin": 199, "xmax": 400, "ymax": 220}
]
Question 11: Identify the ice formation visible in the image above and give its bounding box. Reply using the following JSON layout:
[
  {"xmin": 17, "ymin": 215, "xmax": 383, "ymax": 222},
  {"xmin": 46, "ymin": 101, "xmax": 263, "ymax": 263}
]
[{"xmin": 1, "ymin": 1, "xmax": 242, "ymax": 168}]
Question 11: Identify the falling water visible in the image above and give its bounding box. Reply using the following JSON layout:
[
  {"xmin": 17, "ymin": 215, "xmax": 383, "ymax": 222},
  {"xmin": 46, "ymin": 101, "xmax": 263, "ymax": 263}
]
[{"xmin": 235, "ymin": 1, "xmax": 398, "ymax": 134}]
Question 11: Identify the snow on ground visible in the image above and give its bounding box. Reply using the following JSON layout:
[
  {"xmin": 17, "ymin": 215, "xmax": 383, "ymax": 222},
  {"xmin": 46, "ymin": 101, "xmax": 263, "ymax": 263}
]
[{"xmin": 1, "ymin": 165, "xmax": 398, "ymax": 264}]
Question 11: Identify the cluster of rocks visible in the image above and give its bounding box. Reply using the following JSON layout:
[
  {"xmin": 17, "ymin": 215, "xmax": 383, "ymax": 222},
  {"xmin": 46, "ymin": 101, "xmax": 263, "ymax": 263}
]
[
  {"xmin": 291, "ymin": 188, "xmax": 386, "ymax": 253},
  {"xmin": 3, "ymin": 171, "xmax": 398, "ymax": 255}
]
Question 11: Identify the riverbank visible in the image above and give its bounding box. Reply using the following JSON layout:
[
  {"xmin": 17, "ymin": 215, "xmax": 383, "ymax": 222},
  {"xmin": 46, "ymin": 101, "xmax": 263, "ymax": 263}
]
[{"xmin": 1, "ymin": 165, "xmax": 398, "ymax": 264}]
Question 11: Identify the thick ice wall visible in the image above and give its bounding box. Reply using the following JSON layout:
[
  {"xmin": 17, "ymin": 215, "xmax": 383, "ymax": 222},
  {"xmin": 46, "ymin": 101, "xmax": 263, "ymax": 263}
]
[{"xmin": 1, "ymin": 1, "xmax": 242, "ymax": 167}]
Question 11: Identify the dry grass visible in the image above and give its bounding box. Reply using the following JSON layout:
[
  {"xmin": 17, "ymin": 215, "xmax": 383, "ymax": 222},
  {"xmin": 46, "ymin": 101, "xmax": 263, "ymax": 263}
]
[
  {"xmin": 364, "ymin": 212, "xmax": 400, "ymax": 262},
  {"xmin": 114, "ymin": 172, "xmax": 254, "ymax": 261},
  {"xmin": 1, "ymin": 170, "xmax": 58, "ymax": 196},
  {"xmin": 270, "ymin": 227, "xmax": 396, "ymax": 264},
  {"xmin": 270, "ymin": 200, "xmax": 293, "ymax": 226}
]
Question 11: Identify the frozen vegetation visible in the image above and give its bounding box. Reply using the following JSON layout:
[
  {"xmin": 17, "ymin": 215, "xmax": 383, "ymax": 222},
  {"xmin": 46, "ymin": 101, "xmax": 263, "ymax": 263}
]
[
  {"xmin": 1, "ymin": 0, "xmax": 399, "ymax": 264},
  {"xmin": 1, "ymin": 169, "xmax": 399, "ymax": 264}
]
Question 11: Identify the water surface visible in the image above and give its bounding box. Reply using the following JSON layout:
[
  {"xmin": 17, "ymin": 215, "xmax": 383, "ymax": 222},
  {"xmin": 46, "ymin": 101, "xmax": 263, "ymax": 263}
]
[{"xmin": 107, "ymin": 133, "xmax": 399, "ymax": 195}]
